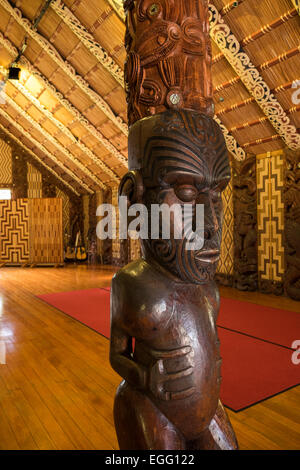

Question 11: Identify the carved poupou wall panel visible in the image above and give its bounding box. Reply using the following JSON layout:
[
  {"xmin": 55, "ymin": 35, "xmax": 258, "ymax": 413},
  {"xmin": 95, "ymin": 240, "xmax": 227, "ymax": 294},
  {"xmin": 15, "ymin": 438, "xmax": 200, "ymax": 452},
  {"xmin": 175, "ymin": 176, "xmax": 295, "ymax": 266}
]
[
  {"xmin": 124, "ymin": 0, "xmax": 213, "ymax": 125},
  {"xmin": 284, "ymin": 149, "xmax": 300, "ymax": 300},
  {"xmin": 0, "ymin": 199, "xmax": 29, "ymax": 263},
  {"xmin": 0, "ymin": 137, "xmax": 12, "ymax": 185},
  {"xmin": 232, "ymin": 156, "xmax": 258, "ymax": 291},
  {"xmin": 216, "ymin": 177, "xmax": 234, "ymax": 284},
  {"xmin": 257, "ymin": 154, "xmax": 285, "ymax": 294}
]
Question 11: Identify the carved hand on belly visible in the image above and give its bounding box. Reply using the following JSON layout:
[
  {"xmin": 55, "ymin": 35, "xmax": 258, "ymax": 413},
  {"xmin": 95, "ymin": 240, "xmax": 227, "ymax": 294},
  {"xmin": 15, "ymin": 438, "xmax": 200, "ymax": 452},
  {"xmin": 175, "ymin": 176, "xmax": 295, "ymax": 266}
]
[{"xmin": 146, "ymin": 345, "xmax": 195, "ymax": 401}]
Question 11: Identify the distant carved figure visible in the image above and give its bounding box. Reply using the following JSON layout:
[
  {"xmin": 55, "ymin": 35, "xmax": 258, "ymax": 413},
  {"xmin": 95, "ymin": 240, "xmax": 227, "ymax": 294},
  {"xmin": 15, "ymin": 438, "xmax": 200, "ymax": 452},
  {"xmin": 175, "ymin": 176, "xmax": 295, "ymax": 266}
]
[
  {"xmin": 284, "ymin": 149, "xmax": 300, "ymax": 300},
  {"xmin": 110, "ymin": 110, "xmax": 238, "ymax": 450},
  {"xmin": 233, "ymin": 157, "xmax": 258, "ymax": 291}
]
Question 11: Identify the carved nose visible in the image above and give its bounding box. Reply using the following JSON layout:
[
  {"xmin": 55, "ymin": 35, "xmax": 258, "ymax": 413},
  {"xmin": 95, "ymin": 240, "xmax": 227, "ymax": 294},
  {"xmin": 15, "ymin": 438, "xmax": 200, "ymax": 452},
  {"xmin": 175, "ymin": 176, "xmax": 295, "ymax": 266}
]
[{"xmin": 204, "ymin": 197, "xmax": 219, "ymax": 238}]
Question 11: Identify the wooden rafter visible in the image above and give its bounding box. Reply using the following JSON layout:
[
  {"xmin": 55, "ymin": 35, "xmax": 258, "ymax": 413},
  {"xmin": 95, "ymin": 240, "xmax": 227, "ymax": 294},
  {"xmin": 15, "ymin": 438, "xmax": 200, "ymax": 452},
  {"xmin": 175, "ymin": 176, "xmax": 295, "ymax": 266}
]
[
  {"xmin": 50, "ymin": 0, "xmax": 124, "ymax": 87},
  {"xmin": 0, "ymin": 122, "xmax": 81, "ymax": 196},
  {"xmin": 228, "ymin": 103, "xmax": 300, "ymax": 133},
  {"xmin": 0, "ymin": 106, "xmax": 93, "ymax": 193},
  {"xmin": 216, "ymin": 78, "xmax": 298, "ymax": 115},
  {"xmin": 3, "ymin": 94, "xmax": 106, "ymax": 190},
  {"xmin": 244, "ymin": 134, "xmax": 282, "ymax": 149},
  {"xmin": 212, "ymin": 6, "xmax": 298, "ymax": 63},
  {"xmin": 219, "ymin": 0, "xmax": 246, "ymax": 16},
  {"xmin": 291, "ymin": 0, "xmax": 300, "ymax": 16},
  {"xmin": 0, "ymin": 30, "xmax": 127, "ymax": 168},
  {"xmin": 209, "ymin": 2, "xmax": 300, "ymax": 150},
  {"xmin": 258, "ymin": 45, "xmax": 300, "ymax": 71},
  {"xmin": 0, "ymin": 0, "xmax": 128, "ymax": 136},
  {"xmin": 8, "ymin": 79, "xmax": 120, "ymax": 183}
]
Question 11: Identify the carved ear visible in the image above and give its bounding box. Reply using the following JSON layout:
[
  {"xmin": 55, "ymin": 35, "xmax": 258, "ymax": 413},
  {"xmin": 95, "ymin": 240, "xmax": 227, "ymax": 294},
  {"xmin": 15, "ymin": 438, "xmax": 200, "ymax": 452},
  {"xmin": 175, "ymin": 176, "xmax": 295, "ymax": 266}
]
[{"xmin": 118, "ymin": 170, "xmax": 144, "ymax": 207}]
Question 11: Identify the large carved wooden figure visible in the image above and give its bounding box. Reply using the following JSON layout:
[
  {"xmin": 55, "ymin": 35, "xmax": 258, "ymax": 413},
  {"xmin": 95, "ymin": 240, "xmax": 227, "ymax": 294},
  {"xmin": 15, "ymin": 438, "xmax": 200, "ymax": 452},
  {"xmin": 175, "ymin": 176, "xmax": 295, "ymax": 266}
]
[{"xmin": 109, "ymin": 0, "xmax": 238, "ymax": 450}]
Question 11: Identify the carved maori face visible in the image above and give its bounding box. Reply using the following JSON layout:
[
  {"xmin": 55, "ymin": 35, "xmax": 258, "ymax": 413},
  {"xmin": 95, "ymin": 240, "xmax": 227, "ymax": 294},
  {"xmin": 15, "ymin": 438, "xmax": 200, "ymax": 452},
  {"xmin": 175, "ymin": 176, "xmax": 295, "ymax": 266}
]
[
  {"xmin": 124, "ymin": 0, "xmax": 213, "ymax": 125},
  {"xmin": 127, "ymin": 110, "xmax": 230, "ymax": 283}
]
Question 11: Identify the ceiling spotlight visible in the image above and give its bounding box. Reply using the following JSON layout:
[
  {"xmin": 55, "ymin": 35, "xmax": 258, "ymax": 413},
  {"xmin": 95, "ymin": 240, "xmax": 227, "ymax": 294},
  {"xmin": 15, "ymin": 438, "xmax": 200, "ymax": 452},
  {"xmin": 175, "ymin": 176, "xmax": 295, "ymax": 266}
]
[{"xmin": 8, "ymin": 67, "xmax": 21, "ymax": 80}]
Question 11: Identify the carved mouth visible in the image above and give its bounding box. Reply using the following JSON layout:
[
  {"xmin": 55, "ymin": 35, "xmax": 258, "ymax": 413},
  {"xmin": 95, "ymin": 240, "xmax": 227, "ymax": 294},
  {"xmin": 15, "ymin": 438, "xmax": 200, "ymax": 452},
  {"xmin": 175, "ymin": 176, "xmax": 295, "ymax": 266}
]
[{"xmin": 195, "ymin": 249, "xmax": 220, "ymax": 264}]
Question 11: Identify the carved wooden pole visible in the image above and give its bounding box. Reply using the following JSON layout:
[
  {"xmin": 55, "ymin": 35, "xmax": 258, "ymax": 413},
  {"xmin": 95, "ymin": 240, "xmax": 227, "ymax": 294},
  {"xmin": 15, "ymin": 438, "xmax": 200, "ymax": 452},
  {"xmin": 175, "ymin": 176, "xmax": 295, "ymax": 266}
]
[
  {"xmin": 110, "ymin": 0, "xmax": 238, "ymax": 450},
  {"xmin": 284, "ymin": 149, "xmax": 300, "ymax": 300}
]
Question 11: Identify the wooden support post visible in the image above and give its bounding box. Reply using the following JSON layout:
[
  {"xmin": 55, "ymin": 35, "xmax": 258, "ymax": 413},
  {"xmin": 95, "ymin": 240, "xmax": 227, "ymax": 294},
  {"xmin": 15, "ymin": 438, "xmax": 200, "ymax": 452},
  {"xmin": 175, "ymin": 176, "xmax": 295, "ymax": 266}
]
[{"xmin": 110, "ymin": 0, "xmax": 238, "ymax": 450}]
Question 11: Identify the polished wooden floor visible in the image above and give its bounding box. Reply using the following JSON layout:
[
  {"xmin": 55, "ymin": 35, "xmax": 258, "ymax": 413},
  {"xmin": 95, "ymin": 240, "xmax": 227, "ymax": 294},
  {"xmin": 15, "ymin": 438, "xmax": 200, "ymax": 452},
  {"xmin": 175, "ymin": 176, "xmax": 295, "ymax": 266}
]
[{"xmin": 0, "ymin": 265, "xmax": 299, "ymax": 450}]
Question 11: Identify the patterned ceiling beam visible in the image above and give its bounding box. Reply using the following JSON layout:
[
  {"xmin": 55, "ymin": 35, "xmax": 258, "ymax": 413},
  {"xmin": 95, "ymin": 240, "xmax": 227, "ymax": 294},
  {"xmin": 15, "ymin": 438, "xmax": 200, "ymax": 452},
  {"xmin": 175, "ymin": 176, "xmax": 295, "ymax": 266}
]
[
  {"xmin": 0, "ymin": 122, "xmax": 81, "ymax": 196},
  {"xmin": 291, "ymin": 0, "xmax": 300, "ymax": 16},
  {"xmin": 0, "ymin": 0, "xmax": 128, "ymax": 135},
  {"xmin": 50, "ymin": 0, "xmax": 124, "ymax": 87},
  {"xmin": 4, "ymin": 94, "xmax": 106, "ymax": 190},
  {"xmin": 0, "ymin": 106, "xmax": 92, "ymax": 194},
  {"xmin": 209, "ymin": 3, "xmax": 300, "ymax": 150},
  {"xmin": 213, "ymin": 116, "xmax": 245, "ymax": 161},
  {"xmin": 8, "ymin": 79, "xmax": 120, "ymax": 183},
  {"xmin": 0, "ymin": 31, "xmax": 128, "ymax": 167}
]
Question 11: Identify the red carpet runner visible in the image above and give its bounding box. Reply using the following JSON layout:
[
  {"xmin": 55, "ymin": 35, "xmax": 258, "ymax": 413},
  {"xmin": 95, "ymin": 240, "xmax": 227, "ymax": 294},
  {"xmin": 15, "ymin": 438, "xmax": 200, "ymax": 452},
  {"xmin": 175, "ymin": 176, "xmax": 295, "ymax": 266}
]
[
  {"xmin": 37, "ymin": 288, "xmax": 300, "ymax": 411},
  {"xmin": 218, "ymin": 297, "xmax": 300, "ymax": 350}
]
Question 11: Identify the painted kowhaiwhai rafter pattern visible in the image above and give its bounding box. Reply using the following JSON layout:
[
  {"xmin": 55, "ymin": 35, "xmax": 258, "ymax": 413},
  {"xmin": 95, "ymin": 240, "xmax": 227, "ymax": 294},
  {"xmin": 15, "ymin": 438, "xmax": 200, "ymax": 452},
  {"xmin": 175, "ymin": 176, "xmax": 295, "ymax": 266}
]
[
  {"xmin": 209, "ymin": 3, "xmax": 300, "ymax": 150},
  {"xmin": 0, "ymin": 0, "xmax": 128, "ymax": 135},
  {"xmin": 0, "ymin": 30, "xmax": 127, "ymax": 167}
]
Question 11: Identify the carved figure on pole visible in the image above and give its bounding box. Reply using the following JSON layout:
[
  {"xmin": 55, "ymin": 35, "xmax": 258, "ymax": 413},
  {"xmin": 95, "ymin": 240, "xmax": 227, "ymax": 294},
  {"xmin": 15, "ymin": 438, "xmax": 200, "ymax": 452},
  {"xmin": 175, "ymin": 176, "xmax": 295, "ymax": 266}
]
[{"xmin": 109, "ymin": 0, "xmax": 238, "ymax": 450}]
